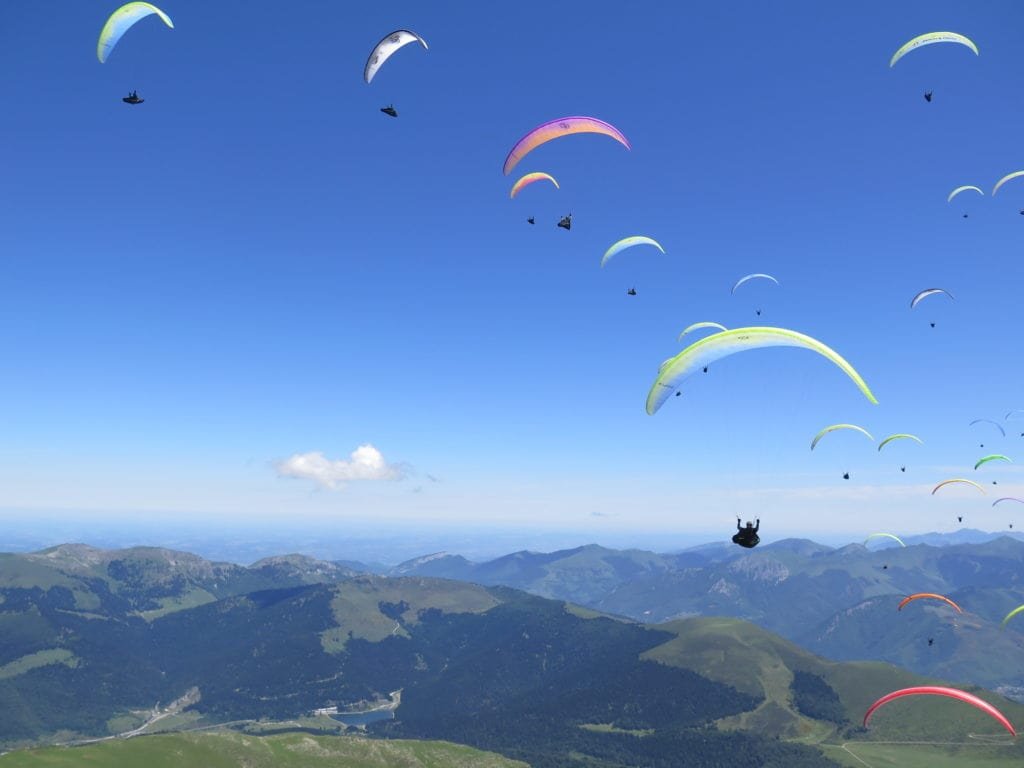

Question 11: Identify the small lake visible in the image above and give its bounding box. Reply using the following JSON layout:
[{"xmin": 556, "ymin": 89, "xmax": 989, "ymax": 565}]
[{"xmin": 330, "ymin": 708, "xmax": 396, "ymax": 727}]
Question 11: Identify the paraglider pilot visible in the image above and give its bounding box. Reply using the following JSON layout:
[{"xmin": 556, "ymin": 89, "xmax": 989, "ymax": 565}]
[
  {"xmin": 732, "ymin": 518, "xmax": 760, "ymax": 549},
  {"xmin": 122, "ymin": 90, "xmax": 143, "ymax": 104}
]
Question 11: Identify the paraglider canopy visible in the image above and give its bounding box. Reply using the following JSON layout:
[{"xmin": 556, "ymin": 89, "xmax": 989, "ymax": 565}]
[
  {"xmin": 910, "ymin": 288, "xmax": 954, "ymax": 309},
  {"xmin": 601, "ymin": 236, "xmax": 666, "ymax": 268},
  {"xmin": 897, "ymin": 592, "xmax": 963, "ymax": 613},
  {"xmin": 98, "ymin": 2, "xmax": 173, "ymax": 63},
  {"xmin": 932, "ymin": 478, "xmax": 986, "ymax": 495},
  {"xmin": 878, "ymin": 433, "xmax": 923, "ymax": 451},
  {"xmin": 947, "ymin": 185, "xmax": 983, "ymax": 203},
  {"xmin": 810, "ymin": 424, "xmax": 874, "ymax": 451},
  {"xmin": 994, "ymin": 497, "xmax": 1024, "ymax": 507},
  {"xmin": 864, "ymin": 532, "xmax": 906, "ymax": 548},
  {"xmin": 864, "ymin": 687, "xmax": 1015, "ymax": 737},
  {"xmin": 1003, "ymin": 605, "xmax": 1024, "ymax": 628},
  {"xmin": 889, "ymin": 32, "xmax": 979, "ymax": 68},
  {"xmin": 647, "ymin": 327, "xmax": 878, "ymax": 416},
  {"xmin": 731, "ymin": 273, "xmax": 779, "ymax": 294},
  {"xmin": 993, "ymin": 170, "xmax": 1024, "ymax": 196},
  {"xmin": 503, "ymin": 116, "xmax": 630, "ymax": 176},
  {"xmin": 971, "ymin": 419, "xmax": 1006, "ymax": 437},
  {"xmin": 510, "ymin": 172, "xmax": 559, "ymax": 199},
  {"xmin": 975, "ymin": 454, "xmax": 1012, "ymax": 470},
  {"xmin": 678, "ymin": 322, "xmax": 728, "ymax": 342},
  {"xmin": 364, "ymin": 30, "xmax": 428, "ymax": 84}
]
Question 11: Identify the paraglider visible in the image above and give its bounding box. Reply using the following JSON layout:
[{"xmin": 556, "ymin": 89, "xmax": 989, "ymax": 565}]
[
  {"xmin": 863, "ymin": 687, "xmax": 1015, "ymax": 737},
  {"xmin": 380, "ymin": 105, "xmax": 398, "ymax": 117},
  {"xmin": 601, "ymin": 236, "xmax": 665, "ymax": 268},
  {"xmin": 677, "ymin": 322, "xmax": 728, "ymax": 342},
  {"xmin": 843, "ymin": 472, "xmax": 850, "ymax": 480},
  {"xmin": 503, "ymin": 116, "xmax": 630, "ymax": 176},
  {"xmin": 971, "ymin": 419, "xmax": 1007, "ymax": 437},
  {"xmin": 557, "ymin": 214, "xmax": 572, "ymax": 230},
  {"xmin": 928, "ymin": 637, "xmax": 934, "ymax": 646},
  {"xmin": 993, "ymin": 170, "xmax": 1024, "ymax": 196},
  {"xmin": 924, "ymin": 91, "xmax": 933, "ymax": 102},
  {"xmin": 878, "ymin": 433, "xmax": 923, "ymax": 451},
  {"xmin": 910, "ymin": 288, "xmax": 954, "ymax": 309},
  {"xmin": 364, "ymin": 30, "xmax": 428, "ymax": 84},
  {"xmin": 627, "ymin": 287, "xmax": 637, "ymax": 296},
  {"xmin": 889, "ymin": 32, "xmax": 979, "ymax": 68},
  {"xmin": 948, "ymin": 185, "xmax": 983, "ymax": 203},
  {"xmin": 122, "ymin": 90, "xmax": 143, "ymax": 104},
  {"xmin": 97, "ymin": 2, "xmax": 174, "ymax": 63},
  {"xmin": 994, "ymin": 497, "xmax": 1024, "ymax": 508},
  {"xmin": 932, "ymin": 478, "xmax": 986, "ymax": 495},
  {"xmin": 731, "ymin": 273, "xmax": 780, "ymax": 294},
  {"xmin": 510, "ymin": 172, "xmax": 559, "ymax": 199},
  {"xmin": 810, "ymin": 424, "xmax": 874, "ymax": 451},
  {"xmin": 1003, "ymin": 605, "xmax": 1024, "ymax": 628},
  {"xmin": 647, "ymin": 327, "xmax": 878, "ymax": 415},
  {"xmin": 527, "ymin": 217, "xmax": 535, "ymax": 225},
  {"xmin": 732, "ymin": 518, "xmax": 760, "ymax": 549},
  {"xmin": 898, "ymin": 593, "xmax": 963, "ymax": 613},
  {"xmin": 864, "ymin": 533, "xmax": 906, "ymax": 548},
  {"xmin": 901, "ymin": 466, "xmax": 906, "ymax": 472},
  {"xmin": 975, "ymin": 454, "xmax": 1012, "ymax": 470}
]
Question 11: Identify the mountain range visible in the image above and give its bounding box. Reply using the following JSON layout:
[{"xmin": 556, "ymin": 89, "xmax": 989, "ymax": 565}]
[
  {"xmin": 387, "ymin": 533, "xmax": 1024, "ymax": 696},
  {"xmin": 0, "ymin": 540, "xmax": 1022, "ymax": 766}
]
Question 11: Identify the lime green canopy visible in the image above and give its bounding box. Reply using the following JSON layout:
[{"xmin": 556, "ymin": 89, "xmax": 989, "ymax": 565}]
[
  {"xmin": 647, "ymin": 327, "xmax": 878, "ymax": 415},
  {"xmin": 974, "ymin": 454, "xmax": 1012, "ymax": 471},
  {"xmin": 97, "ymin": 2, "xmax": 173, "ymax": 63},
  {"xmin": 878, "ymin": 433, "xmax": 923, "ymax": 452},
  {"xmin": 1003, "ymin": 605, "xmax": 1024, "ymax": 628},
  {"xmin": 810, "ymin": 424, "xmax": 874, "ymax": 451}
]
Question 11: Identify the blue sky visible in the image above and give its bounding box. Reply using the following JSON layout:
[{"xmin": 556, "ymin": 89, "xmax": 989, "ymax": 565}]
[{"xmin": 1, "ymin": 0, "xmax": 1023, "ymax": 549}]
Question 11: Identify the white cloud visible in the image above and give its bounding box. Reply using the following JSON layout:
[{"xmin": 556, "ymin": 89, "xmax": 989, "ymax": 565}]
[{"xmin": 275, "ymin": 445, "xmax": 406, "ymax": 490}]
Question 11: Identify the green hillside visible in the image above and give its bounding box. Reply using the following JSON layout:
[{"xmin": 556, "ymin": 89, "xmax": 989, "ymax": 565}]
[
  {"xmin": 822, "ymin": 741, "xmax": 1023, "ymax": 768},
  {"xmin": 0, "ymin": 731, "xmax": 526, "ymax": 767},
  {"xmin": 644, "ymin": 617, "xmax": 1024, "ymax": 764},
  {"xmin": 399, "ymin": 538, "xmax": 1024, "ymax": 692}
]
